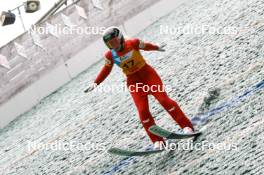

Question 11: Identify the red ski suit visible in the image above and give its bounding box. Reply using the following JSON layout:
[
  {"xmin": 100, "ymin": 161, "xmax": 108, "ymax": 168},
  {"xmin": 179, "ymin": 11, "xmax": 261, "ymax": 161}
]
[{"xmin": 94, "ymin": 38, "xmax": 193, "ymax": 143}]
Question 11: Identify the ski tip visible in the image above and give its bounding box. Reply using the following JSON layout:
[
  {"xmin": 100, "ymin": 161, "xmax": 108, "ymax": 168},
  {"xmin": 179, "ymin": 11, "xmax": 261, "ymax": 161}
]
[
  {"xmin": 199, "ymin": 125, "xmax": 207, "ymax": 132},
  {"xmin": 108, "ymin": 147, "xmax": 163, "ymax": 157}
]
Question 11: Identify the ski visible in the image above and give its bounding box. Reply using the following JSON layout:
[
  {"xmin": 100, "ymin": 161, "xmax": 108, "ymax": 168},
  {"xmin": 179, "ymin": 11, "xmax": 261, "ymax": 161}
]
[
  {"xmin": 149, "ymin": 125, "xmax": 202, "ymax": 140},
  {"xmin": 108, "ymin": 126, "xmax": 202, "ymax": 156},
  {"xmin": 108, "ymin": 147, "xmax": 163, "ymax": 157}
]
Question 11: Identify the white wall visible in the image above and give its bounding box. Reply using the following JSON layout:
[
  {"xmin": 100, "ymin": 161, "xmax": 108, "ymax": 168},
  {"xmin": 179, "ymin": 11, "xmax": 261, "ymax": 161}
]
[{"xmin": 0, "ymin": 0, "xmax": 189, "ymax": 128}]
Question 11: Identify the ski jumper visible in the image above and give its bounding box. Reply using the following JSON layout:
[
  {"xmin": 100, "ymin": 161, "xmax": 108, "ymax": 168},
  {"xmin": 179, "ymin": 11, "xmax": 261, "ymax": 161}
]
[{"xmin": 94, "ymin": 38, "xmax": 194, "ymax": 143}]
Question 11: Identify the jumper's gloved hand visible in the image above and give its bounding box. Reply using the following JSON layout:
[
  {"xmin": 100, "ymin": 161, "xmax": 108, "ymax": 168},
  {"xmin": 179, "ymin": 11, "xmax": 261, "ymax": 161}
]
[
  {"xmin": 84, "ymin": 83, "xmax": 98, "ymax": 93},
  {"xmin": 157, "ymin": 43, "xmax": 167, "ymax": 52}
]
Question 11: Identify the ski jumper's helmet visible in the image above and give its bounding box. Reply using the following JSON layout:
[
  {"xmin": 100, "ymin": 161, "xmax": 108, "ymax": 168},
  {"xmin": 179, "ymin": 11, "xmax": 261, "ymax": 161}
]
[{"xmin": 103, "ymin": 27, "xmax": 125, "ymax": 52}]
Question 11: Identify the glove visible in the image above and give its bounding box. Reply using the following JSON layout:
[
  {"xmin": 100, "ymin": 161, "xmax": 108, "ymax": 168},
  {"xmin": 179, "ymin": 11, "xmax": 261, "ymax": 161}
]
[
  {"xmin": 84, "ymin": 83, "xmax": 98, "ymax": 93},
  {"xmin": 157, "ymin": 43, "xmax": 167, "ymax": 52}
]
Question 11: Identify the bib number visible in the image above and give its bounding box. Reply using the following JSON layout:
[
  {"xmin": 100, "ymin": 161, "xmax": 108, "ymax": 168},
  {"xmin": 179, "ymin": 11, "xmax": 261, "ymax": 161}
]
[{"xmin": 122, "ymin": 60, "xmax": 135, "ymax": 69}]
